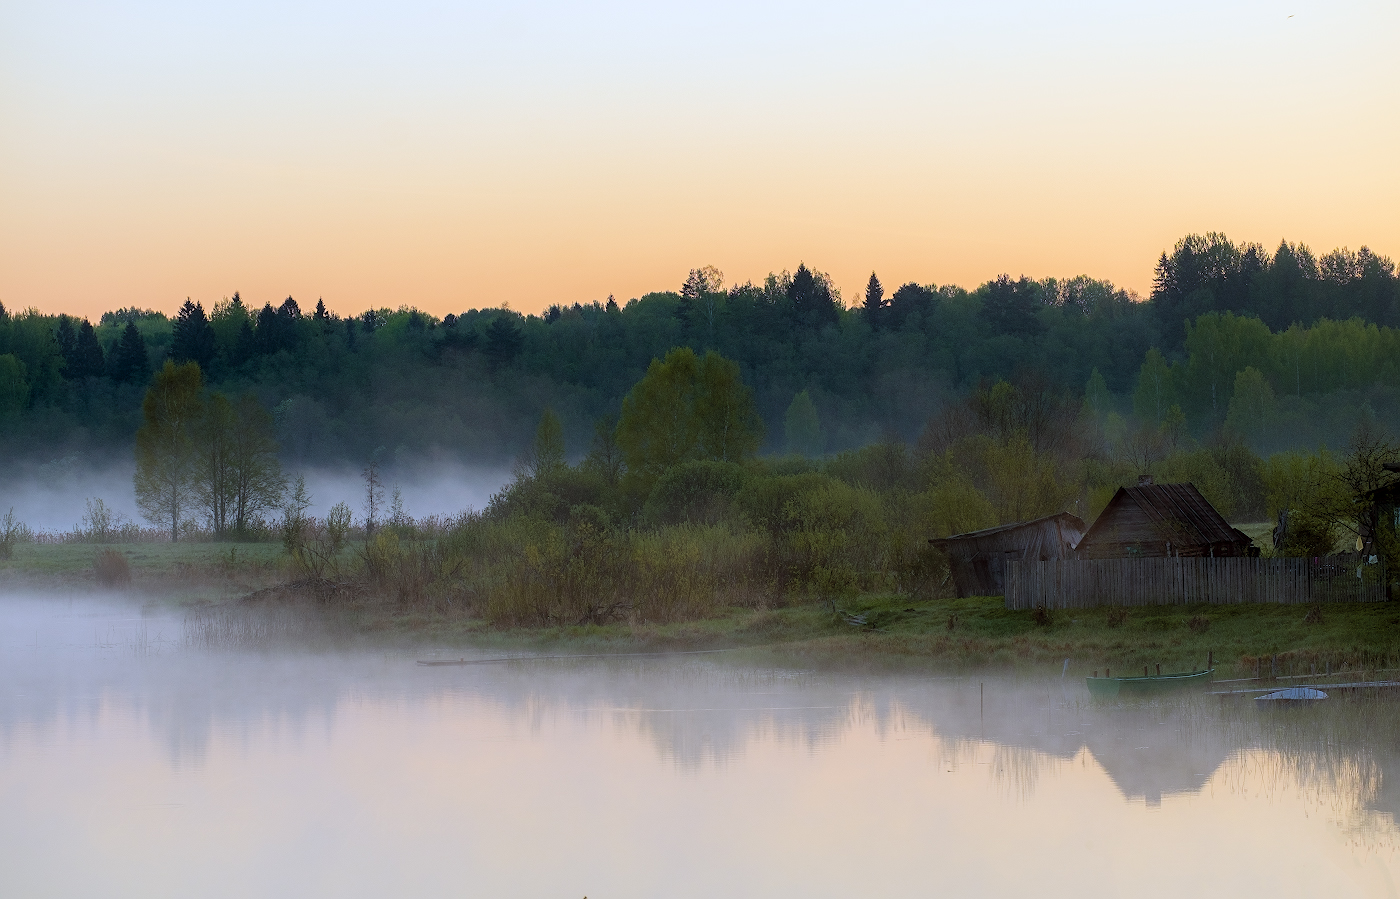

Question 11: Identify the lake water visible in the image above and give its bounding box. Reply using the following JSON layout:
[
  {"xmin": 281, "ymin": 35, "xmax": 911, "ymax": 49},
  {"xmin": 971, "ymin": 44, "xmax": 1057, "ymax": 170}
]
[{"xmin": 3, "ymin": 593, "xmax": 1399, "ymax": 898}]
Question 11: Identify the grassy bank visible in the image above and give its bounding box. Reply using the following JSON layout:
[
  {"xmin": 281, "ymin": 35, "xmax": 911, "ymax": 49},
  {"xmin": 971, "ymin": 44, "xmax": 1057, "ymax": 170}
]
[
  {"xmin": 0, "ymin": 541, "xmax": 288, "ymax": 600},
  {"xmin": 345, "ymin": 589, "xmax": 1400, "ymax": 678},
  {"xmin": 6, "ymin": 542, "xmax": 1398, "ymax": 677}
]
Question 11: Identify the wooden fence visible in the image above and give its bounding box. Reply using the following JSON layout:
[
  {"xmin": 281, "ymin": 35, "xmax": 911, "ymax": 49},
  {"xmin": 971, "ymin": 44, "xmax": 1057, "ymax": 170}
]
[{"xmin": 1004, "ymin": 556, "xmax": 1389, "ymax": 610}]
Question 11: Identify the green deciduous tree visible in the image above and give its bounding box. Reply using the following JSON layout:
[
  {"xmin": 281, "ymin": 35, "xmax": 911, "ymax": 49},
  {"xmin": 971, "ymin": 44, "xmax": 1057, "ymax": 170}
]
[
  {"xmin": 784, "ymin": 389, "xmax": 822, "ymax": 456},
  {"xmin": 582, "ymin": 414, "xmax": 624, "ymax": 486},
  {"xmin": 1083, "ymin": 368, "xmax": 1110, "ymax": 422},
  {"xmin": 1180, "ymin": 311, "xmax": 1272, "ymax": 422},
  {"xmin": 616, "ymin": 347, "xmax": 763, "ymax": 485},
  {"xmin": 0, "ymin": 354, "xmax": 28, "ymax": 420},
  {"xmin": 518, "ymin": 408, "xmax": 566, "ymax": 479},
  {"xmin": 197, "ymin": 392, "xmax": 285, "ymax": 536},
  {"xmin": 1224, "ymin": 366, "xmax": 1277, "ymax": 444},
  {"xmin": 1131, "ymin": 348, "xmax": 1174, "ymax": 424},
  {"xmin": 134, "ymin": 361, "xmax": 204, "ymax": 539}
]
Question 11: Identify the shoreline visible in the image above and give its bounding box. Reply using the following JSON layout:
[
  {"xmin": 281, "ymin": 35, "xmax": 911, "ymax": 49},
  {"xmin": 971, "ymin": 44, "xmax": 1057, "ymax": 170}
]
[{"xmin": 5, "ymin": 542, "xmax": 1400, "ymax": 678}]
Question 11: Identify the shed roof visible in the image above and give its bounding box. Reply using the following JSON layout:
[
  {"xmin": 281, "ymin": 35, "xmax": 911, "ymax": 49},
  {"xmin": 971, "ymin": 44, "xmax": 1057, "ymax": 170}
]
[
  {"xmin": 1087, "ymin": 483, "xmax": 1241, "ymax": 548},
  {"xmin": 929, "ymin": 512, "xmax": 1085, "ymax": 547}
]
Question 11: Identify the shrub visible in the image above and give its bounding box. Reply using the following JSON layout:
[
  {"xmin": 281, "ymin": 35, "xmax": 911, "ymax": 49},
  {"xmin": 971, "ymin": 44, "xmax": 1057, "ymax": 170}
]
[
  {"xmin": 643, "ymin": 460, "xmax": 747, "ymax": 526},
  {"xmin": 734, "ymin": 472, "xmax": 831, "ymax": 537},
  {"xmin": 486, "ymin": 466, "xmax": 611, "ymax": 524},
  {"xmin": 0, "ymin": 507, "xmax": 31, "ymax": 560},
  {"xmin": 83, "ymin": 498, "xmax": 120, "ymax": 543},
  {"xmin": 93, "ymin": 549, "xmax": 132, "ymax": 588},
  {"xmin": 361, "ymin": 530, "xmax": 454, "ymax": 606},
  {"xmin": 1106, "ymin": 607, "xmax": 1129, "ymax": 627},
  {"xmin": 458, "ymin": 516, "xmax": 766, "ymax": 627}
]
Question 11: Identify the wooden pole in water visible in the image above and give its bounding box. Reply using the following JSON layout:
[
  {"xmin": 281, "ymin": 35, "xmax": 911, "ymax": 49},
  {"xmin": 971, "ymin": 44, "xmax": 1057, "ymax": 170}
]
[
  {"xmin": 1144, "ymin": 666, "xmax": 1149, "ymax": 677},
  {"xmin": 1156, "ymin": 664, "xmax": 1161, "ymax": 676},
  {"xmin": 1208, "ymin": 650, "xmax": 1213, "ymax": 672}
]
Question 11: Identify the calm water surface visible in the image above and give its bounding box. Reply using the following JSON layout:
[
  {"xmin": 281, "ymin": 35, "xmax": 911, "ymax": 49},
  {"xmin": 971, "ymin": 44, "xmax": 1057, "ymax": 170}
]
[{"xmin": 2, "ymin": 593, "xmax": 1398, "ymax": 898}]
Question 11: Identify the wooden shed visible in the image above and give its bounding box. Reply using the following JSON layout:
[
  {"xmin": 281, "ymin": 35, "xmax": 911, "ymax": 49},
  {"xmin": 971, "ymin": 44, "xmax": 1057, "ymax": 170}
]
[
  {"xmin": 929, "ymin": 513, "xmax": 1087, "ymax": 598},
  {"xmin": 1075, "ymin": 480, "xmax": 1256, "ymax": 559}
]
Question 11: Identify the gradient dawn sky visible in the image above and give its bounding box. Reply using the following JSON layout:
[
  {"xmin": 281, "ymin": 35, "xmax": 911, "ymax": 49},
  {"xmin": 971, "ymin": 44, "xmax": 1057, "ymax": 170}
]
[{"xmin": 2, "ymin": 0, "xmax": 1396, "ymax": 320}]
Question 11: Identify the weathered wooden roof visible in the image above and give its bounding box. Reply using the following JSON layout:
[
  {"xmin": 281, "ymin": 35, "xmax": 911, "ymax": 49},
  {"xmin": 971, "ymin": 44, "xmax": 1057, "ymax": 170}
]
[
  {"xmin": 1085, "ymin": 483, "xmax": 1243, "ymax": 548},
  {"xmin": 929, "ymin": 512, "xmax": 1086, "ymax": 546}
]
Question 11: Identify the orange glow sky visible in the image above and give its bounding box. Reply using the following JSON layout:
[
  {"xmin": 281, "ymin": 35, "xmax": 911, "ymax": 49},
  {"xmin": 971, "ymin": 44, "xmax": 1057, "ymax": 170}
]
[{"xmin": 2, "ymin": 0, "xmax": 1397, "ymax": 320}]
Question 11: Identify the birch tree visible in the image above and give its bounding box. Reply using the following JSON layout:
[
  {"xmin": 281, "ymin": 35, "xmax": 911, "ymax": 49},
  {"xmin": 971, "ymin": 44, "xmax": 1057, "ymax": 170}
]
[{"xmin": 134, "ymin": 361, "xmax": 203, "ymax": 540}]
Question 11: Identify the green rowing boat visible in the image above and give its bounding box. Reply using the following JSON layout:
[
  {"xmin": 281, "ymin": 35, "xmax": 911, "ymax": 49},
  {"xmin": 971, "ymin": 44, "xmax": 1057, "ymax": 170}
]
[{"xmin": 1086, "ymin": 668, "xmax": 1214, "ymax": 699}]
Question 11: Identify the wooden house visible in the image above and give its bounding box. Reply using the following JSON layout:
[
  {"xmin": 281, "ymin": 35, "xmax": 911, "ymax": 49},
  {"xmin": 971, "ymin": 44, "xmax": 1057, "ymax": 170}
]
[
  {"xmin": 1075, "ymin": 479, "xmax": 1256, "ymax": 559},
  {"xmin": 929, "ymin": 513, "xmax": 1087, "ymax": 598}
]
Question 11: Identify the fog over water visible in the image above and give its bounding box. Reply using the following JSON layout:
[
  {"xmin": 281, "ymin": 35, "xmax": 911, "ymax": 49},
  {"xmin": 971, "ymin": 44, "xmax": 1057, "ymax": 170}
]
[
  {"xmin": 3, "ymin": 592, "xmax": 1400, "ymax": 897},
  {"xmin": 0, "ymin": 460, "xmax": 511, "ymax": 532}
]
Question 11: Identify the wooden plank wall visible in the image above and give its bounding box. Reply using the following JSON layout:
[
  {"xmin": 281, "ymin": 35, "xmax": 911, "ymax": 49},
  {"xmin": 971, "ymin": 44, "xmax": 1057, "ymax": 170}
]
[{"xmin": 1004, "ymin": 557, "xmax": 1389, "ymax": 609}]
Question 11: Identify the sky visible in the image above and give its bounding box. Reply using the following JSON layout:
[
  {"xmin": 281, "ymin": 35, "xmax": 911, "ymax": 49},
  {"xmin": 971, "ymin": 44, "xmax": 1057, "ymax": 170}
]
[{"xmin": 1, "ymin": 0, "xmax": 1397, "ymax": 321}]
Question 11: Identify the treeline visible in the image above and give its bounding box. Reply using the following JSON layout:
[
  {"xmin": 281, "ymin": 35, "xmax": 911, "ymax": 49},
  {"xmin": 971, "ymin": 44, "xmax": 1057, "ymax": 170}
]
[{"xmin": 1, "ymin": 232, "xmax": 1397, "ymax": 467}]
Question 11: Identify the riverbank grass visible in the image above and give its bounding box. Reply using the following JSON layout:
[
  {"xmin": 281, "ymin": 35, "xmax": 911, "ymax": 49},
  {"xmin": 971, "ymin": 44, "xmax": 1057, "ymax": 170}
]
[{"xmin": 4, "ymin": 541, "xmax": 1399, "ymax": 676}]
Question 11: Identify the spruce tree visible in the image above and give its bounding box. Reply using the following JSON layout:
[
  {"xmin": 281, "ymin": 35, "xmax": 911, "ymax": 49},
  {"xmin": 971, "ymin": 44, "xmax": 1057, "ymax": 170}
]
[
  {"xmin": 862, "ymin": 272, "xmax": 886, "ymax": 327},
  {"xmin": 73, "ymin": 320, "xmax": 105, "ymax": 378},
  {"xmin": 108, "ymin": 322, "xmax": 149, "ymax": 384},
  {"xmin": 172, "ymin": 300, "xmax": 216, "ymax": 369}
]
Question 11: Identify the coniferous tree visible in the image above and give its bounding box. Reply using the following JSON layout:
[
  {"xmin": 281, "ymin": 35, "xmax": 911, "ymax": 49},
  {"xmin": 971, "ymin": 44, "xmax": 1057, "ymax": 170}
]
[
  {"xmin": 234, "ymin": 319, "xmax": 256, "ymax": 364},
  {"xmin": 483, "ymin": 315, "xmax": 524, "ymax": 370},
  {"xmin": 172, "ymin": 300, "xmax": 216, "ymax": 369},
  {"xmin": 861, "ymin": 273, "xmax": 886, "ymax": 327},
  {"xmin": 108, "ymin": 322, "xmax": 149, "ymax": 384},
  {"xmin": 55, "ymin": 317, "xmax": 77, "ymax": 374},
  {"xmin": 72, "ymin": 320, "xmax": 105, "ymax": 378},
  {"xmin": 786, "ymin": 264, "xmax": 839, "ymax": 328}
]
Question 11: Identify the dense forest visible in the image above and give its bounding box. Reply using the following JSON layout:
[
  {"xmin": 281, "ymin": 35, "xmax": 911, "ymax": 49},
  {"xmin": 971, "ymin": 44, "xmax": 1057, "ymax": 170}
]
[{"xmin": 1, "ymin": 231, "xmax": 1398, "ymax": 472}]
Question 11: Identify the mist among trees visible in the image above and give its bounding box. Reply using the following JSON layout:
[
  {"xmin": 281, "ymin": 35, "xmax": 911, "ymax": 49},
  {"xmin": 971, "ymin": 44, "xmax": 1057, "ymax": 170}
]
[{"xmin": 0, "ymin": 232, "xmax": 1397, "ymax": 476}]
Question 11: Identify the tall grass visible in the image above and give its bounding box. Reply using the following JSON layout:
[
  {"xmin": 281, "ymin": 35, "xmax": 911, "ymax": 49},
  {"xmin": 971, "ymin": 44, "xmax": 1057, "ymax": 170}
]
[{"xmin": 183, "ymin": 605, "xmax": 322, "ymax": 649}]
